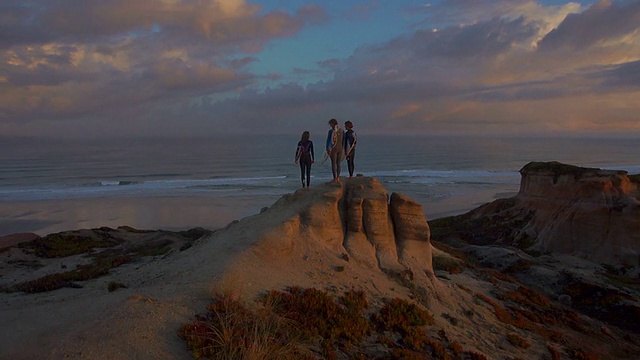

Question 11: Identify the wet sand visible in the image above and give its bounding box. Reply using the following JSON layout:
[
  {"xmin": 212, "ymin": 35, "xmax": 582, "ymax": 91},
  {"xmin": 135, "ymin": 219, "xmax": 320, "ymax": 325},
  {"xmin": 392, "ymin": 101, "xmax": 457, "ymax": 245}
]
[
  {"xmin": 0, "ymin": 195, "xmax": 277, "ymax": 237},
  {"xmin": 0, "ymin": 182, "xmax": 519, "ymax": 237}
]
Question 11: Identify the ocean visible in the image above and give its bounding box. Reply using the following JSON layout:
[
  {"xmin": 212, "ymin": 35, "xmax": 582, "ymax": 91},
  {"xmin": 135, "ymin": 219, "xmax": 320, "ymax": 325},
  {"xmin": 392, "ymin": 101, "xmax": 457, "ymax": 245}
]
[{"xmin": 1, "ymin": 134, "xmax": 639, "ymax": 237}]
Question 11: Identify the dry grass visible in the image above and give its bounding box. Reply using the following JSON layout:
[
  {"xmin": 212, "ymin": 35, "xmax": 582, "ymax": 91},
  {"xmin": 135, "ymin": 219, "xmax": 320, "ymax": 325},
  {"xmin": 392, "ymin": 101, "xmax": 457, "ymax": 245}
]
[
  {"xmin": 179, "ymin": 294, "xmax": 311, "ymax": 360},
  {"xmin": 506, "ymin": 333, "xmax": 530, "ymax": 349},
  {"xmin": 181, "ymin": 287, "xmax": 487, "ymax": 359}
]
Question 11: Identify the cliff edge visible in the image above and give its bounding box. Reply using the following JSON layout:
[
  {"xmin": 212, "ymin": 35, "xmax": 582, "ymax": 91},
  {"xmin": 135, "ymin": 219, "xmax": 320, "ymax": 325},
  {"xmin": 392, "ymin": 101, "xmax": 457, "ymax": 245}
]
[{"xmin": 436, "ymin": 161, "xmax": 640, "ymax": 268}]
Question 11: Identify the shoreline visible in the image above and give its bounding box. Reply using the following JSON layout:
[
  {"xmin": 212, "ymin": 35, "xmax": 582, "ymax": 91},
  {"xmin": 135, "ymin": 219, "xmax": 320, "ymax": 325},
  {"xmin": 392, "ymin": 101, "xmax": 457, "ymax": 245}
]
[
  {"xmin": 0, "ymin": 184, "xmax": 518, "ymax": 238},
  {"xmin": 0, "ymin": 194, "xmax": 278, "ymax": 237}
]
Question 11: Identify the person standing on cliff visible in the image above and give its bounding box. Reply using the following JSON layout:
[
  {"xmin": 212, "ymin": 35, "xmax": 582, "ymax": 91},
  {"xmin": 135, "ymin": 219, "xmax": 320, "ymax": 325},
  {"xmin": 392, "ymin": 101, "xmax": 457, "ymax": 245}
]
[
  {"xmin": 295, "ymin": 131, "xmax": 315, "ymax": 188},
  {"xmin": 343, "ymin": 120, "xmax": 357, "ymax": 178},
  {"xmin": 325, "ymin": 118, "xmax": 344, "ymax": 183}
]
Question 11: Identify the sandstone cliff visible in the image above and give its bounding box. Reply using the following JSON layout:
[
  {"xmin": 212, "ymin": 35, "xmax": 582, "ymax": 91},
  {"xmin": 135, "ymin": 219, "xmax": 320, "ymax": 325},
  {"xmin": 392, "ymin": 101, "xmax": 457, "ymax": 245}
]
[
  {"xmin": 435, "ymin": 161, "xmax": 640, "ymax": 268},
  {"xmin": 223, "ymin": 176, "xmax": 435, "ymax": 296}
]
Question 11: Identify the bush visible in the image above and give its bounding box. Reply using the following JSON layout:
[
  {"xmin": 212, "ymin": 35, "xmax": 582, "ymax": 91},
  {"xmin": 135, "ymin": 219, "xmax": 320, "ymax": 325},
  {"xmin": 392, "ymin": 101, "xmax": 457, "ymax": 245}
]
[
  {"xmin": 179, "ymin": 294, "xmax": 310, "ymax": 360},
  {"xmin": 506, "ymin": 333, "xmax": 530, "ymax": 349}
]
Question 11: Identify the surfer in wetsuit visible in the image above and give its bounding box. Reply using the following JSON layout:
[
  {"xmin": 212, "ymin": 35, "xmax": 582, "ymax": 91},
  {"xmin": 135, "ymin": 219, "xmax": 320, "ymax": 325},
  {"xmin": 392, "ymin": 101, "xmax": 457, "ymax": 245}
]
[
  {"xmin": 326, "ymin": 119, "xmax": 344, "ymax": 182},
  {"xmin": 295, "ymin": 131, "xmax": 315, "ymax": 188},
  {"xmin": 343, "ymin": 121, "xmax": 357, "ymax": 178}
]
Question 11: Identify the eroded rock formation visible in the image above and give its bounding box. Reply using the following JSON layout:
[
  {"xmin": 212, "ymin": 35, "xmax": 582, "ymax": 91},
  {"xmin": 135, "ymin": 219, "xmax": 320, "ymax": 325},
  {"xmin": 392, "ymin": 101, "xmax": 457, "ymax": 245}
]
[
  {"xmin": 246, "ymin": 176, "xmax": 433, "ymax": 278},
  {"xmin": 436, "ymin": 161, "xmax": 640, "ymax": 268}
]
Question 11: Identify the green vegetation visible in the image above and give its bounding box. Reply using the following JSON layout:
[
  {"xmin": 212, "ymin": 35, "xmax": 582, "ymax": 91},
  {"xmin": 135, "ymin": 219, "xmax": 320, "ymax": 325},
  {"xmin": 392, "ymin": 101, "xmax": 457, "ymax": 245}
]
[
  {"xmin": 20, "ymin": 232, "xmax": 120, "ymax": 258},
  {"xmin": 4, "ymin": 226, "xmax": 210, "ymax": 294},
  {"xmin": 6, "ymin": 256, "xmax": 131, "ymax": 293}
]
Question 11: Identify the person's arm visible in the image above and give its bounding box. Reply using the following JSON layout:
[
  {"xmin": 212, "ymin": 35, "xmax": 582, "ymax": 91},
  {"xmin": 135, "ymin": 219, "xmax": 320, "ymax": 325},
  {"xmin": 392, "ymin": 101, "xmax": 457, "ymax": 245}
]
[
  {"xmin": 326, "ymin": 129, "xmax": 333, "ymax": 151},
  {"xmin": 346, "ymin": 131, "xmax": 356, "ymax": 156},
  {"xmin": 295, "ymin": 141, "xmax": 302, "ymax": 162}
]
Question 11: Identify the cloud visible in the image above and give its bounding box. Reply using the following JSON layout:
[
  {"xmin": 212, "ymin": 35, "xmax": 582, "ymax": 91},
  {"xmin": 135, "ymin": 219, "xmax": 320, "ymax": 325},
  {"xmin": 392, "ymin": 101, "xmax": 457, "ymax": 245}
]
[
  {"xmin": 157, "ymin": 0, "xmax": 638, "ymax": 137},
  {"xmin": 538, "ymin": 0, "xmax": 640, "ymax": 51},
  {"xmin": 0, "ymin": 0, "xmax": 326, "ymax": 131},
  {"xmin": 593, "ymin": 60, "xmax": 640, "ymax": 90},
  {"xmin": 1, "ymin": 0, "xmax": 639, "ymax": 137}
]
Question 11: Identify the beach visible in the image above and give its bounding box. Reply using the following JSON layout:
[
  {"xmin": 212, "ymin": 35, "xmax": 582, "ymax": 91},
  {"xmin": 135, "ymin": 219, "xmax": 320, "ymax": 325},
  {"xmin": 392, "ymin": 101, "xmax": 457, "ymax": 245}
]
[{"xmin": 0, "ymin": 185, "xmax": 512, "ymax": 236}]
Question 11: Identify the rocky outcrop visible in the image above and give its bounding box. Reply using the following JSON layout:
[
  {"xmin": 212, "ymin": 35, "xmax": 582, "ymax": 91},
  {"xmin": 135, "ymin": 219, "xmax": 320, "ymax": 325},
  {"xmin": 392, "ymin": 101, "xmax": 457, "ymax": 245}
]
[
  {"xmin": 390, "ymin": 192, "xmax": 433, "ymax": 272},
  {"xmin": 519, "ymin": 161, "xmax": 637, "ymax": 202},
  {"xmin": 433, "ymin": 161, "xmax": 640, "ymax": 268},
  {"xmin": 241, "ymin": 176, "xmax": 434, "ymax": 279},
  {"xmin": 518, "ymin": 162, "xmax": 640, "ymax": 266}
]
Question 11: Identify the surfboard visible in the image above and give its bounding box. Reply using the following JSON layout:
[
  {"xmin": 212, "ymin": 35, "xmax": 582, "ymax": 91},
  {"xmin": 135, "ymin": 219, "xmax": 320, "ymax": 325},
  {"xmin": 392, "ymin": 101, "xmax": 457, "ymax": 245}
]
[{"xmin": 321, "ymin": 150, "xmax": 329, "ymax": 164}]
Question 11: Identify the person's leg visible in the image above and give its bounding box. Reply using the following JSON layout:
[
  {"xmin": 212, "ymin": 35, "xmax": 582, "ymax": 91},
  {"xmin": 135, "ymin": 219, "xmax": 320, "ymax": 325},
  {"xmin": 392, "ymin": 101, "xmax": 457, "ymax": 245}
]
[
  {"xmin": 330, "ymin": 152, "xmax": 338, "ymax": 180},
  {"xmin": 305, "ymin": 163, "xmax": 311, "ymax": 187},
  {"xmin": 299, "ymin": 162, "xmax": 306, "ymax": 187},
  {"xmin": 347, "ymin": 149, "xmax": 355, "ymax": 177},
  {"xmin": 335, "ymin": 150, "xmax": 343, "ymax": 180}
]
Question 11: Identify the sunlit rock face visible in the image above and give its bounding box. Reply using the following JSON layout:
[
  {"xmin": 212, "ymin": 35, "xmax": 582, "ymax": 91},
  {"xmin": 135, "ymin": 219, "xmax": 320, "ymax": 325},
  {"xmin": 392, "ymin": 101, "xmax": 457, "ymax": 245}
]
[
  {"xmin": 458, "ymin": 162, "xmax": 640, "ymax": 267},
  {"xmin": 254, "ymin": 176, "xmax": 434, "ymax": 276},
  {"xmin": 517, "ymin": 162, "xmax": 640, "ymax": 266}
]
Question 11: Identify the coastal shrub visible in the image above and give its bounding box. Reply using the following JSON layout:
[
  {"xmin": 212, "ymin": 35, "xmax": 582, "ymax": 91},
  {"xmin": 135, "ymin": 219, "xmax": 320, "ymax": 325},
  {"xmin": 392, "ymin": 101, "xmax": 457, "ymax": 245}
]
[
  {"xmin": 372, "ymin": 297, "xmax": 434, "ymax": 334},
  {"xmin": 547, "ymin": 344, "xmax": 562, "ymax": 360},
  {"xmin": 340, "ymin": 288, "xmax": 368, "ymax": 313},
  {"xmin": 462, "ymin": 351, "xmax": 489, "ymax": 360},
  {"xmin": 483, "ymin": 269, "xmax": 518, "ymax": 284},
  {"xmin": 179, "ymin": 294, "xmax": 310, "ymax": 359},
  {"xmin": 177, "ymin": 227, "xmax": 213, "ymax": 241},
  {"xmin": 494, "ymin": 286, "xmax": 585, "ymax": 335},
  {"xmin": 130, "ymin": 238, "xmax": 174, "ymax": 257},
  {"xmin": 22, "ymin": 233, "xmax": 119, "ymax": 258},
  {"xmin": 564, "ymin": 281, "xmax": 640, "ymax": 332},
  {"xmin": 260, "ymin": 286, "xmax": 371, "ymax": 357},
  {"xmin": 497, "ymin": 288, "xmax": 548, "ymax": 310},
  {"xmin": 382, "ymin": 269, "xmax": 432, "ymax": 308},
  {"xmin": 506, "ymin": 333, "xmax": 530, "ymax": 349},
  {"xmin": 390, "ymin": 348, "xmax": 431, "ymax": 360},
  {"xmin": 430, "ymin": 242, "xmax": 469, "ymax": 263},
  {"xmin": 432, "ymin": 255, "xmax": 463, "ymax": 274},
  {"xmin": 567, "ymin": 348, "xmax": 600, "ymax": 360},
  {"xmin": 450, "ymin": 341, "xmax": 463, "ymax": 357},
  {"xmin": 441, "ymin": 313, "xmax": 459, "ymax": 326},
  {"xmin": 181, "ymin": 286, "xmax": 484, "ymax": 359},
  {"xmin": 8, "ymin": 255, "xmax": 131, "ymax": 293},
  {"xmin": 107, "ymin": 281, "xmax": 127, "ymax": 292},
  {"xmin": 475, "ymin": 292, "xmax": 564, "ymax": 341}
]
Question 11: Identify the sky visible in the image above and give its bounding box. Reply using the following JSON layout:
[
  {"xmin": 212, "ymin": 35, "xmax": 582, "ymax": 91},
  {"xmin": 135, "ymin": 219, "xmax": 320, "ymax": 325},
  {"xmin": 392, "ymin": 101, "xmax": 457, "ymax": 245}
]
[{"xmin": 1, "ymin": 0, "xmax": 639, "ymax": 138}]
